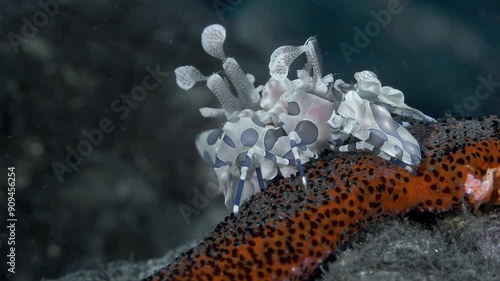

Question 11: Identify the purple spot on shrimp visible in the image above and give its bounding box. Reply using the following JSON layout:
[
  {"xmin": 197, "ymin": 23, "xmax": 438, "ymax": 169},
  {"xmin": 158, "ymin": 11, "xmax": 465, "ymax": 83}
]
[
  {"xmin": 393, "ymin": 145, "xmax": 403, "ymax": 160},
  {"xmin": 298, "ymin": 144, "xmax": 307, "ymax": 151},
  {"xmin": 283, "ymin": 150, "xmax": 295, "ymax": 162},
  {"xmin": 264, "ymin": 127, "xmax": 286, "ymax": 151},
  {"xmin": 402, "ymin": 140, "xmax": 421, "ymax": 160},
  {"xmin": 287, "ymin": 101, "xmax": 300, "ymax": 116},
  {"xmin": 264, "ymin": 152, "xmax": 276, "ymax": 162},
  {"xmin": 207, "ymin": 129, "xmax": 222, "ymax": 145},
  {"xmin": 366, "ymin": 129, "xmax": 388, "ymax": 149},
  {"xmin": 374, "ymin": 102, "xmax": 396, "ymax": 112},
  {"xmin": 295, "ymin": 120, "xmax": 318, "ymax": 145},
  {"xmin": 203, "ymin": 151, "xmax": 214, "ymax": 167},
  {"xmin": 251, "ymin": 116, "xmax": 266, "ymax": 127},
  {"xmin": 236, "ymin": 152, "xmax": 247, "ymax": 163},
  {"xmin": 370, "ymin": 103, "xmax": 400, "ymax": 139},
  {"xmin": 241, "ymin": 128, "xmax": 258, "ymax": 147},
  {"xmin": 223, "ymin": 135, "xmax": 236, "ymax": 148},
  {"xmin": 214, "ymin": 157, "xmax": 228, "ymax": 168}
]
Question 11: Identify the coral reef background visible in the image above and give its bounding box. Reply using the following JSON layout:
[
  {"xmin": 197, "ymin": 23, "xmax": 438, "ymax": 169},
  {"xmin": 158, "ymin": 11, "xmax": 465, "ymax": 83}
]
[{"xmin": 0, "ymin": 0, "xmax": 499, "ymax": 280}]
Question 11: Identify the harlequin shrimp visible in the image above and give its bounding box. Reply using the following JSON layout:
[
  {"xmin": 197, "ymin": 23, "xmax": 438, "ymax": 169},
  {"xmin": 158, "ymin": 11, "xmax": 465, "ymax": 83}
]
[
  {"xmin": 329, "ymin": 70, "xmax": 436, "ymax": 169},
  {"xmin": 174, "ymin": 24, "xmax": 435, "ymax": 213}
]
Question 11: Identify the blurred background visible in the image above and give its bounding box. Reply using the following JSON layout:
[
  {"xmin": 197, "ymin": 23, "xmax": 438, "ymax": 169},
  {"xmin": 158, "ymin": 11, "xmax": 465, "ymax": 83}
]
[{"xmin": 0, "ymin": 0, "xmax": 498, "ymax": 280}]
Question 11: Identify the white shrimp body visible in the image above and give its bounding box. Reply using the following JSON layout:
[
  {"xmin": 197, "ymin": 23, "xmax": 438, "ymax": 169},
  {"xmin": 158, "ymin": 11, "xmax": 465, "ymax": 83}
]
[{"xmin": 175, "ymin": 24, "xmax": 435, "ymax": 213}]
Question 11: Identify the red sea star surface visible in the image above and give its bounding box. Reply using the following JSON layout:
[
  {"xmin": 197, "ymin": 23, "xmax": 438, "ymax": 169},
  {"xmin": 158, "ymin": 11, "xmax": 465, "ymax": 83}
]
[{"xmin": 144, "ymin": 116, "xmax": 500, "ymax": 281}]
